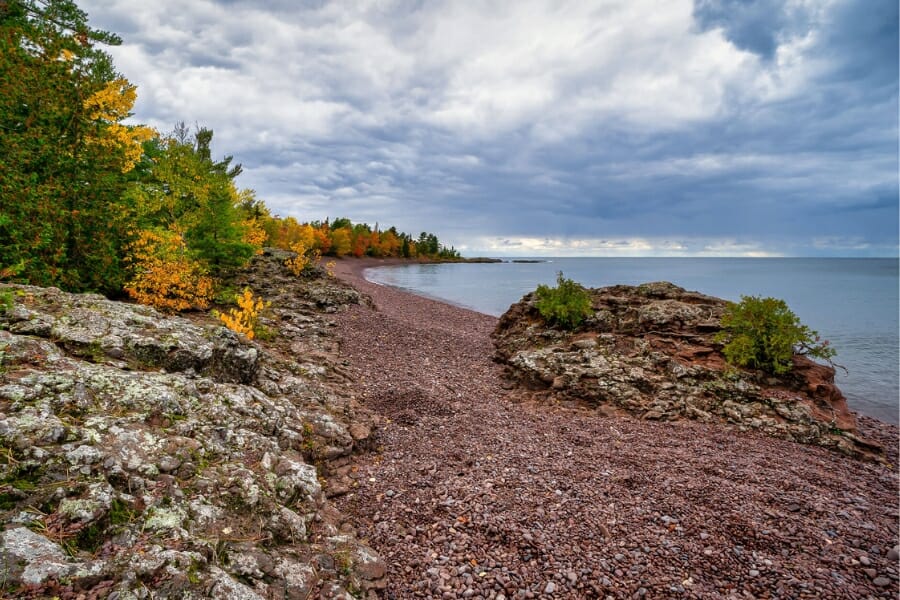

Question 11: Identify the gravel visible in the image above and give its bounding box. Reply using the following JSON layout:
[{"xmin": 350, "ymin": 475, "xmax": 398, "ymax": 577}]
[{"xmin": 331, "ymin": 258, "xmax": 899, "ymax": 599}]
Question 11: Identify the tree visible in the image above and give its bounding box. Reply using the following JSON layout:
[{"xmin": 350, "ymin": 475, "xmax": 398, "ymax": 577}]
[
  {"xmin": 0, "ymin": 0, "xmax": 150, "ymax": 293},
  {"xmin": 401, "ymin": 236, "xmax": 411, "ymax": 258},
  {"xmin": 130, "ymin": 126, "xmax": 256, "ymax": 275},
  {"xmin": 331, "ymin": 227, "xmax": 351, "ymax": 257},
  {"xmin": 123, "ymin": 228, "xmax": 214, "ymax": 312}
]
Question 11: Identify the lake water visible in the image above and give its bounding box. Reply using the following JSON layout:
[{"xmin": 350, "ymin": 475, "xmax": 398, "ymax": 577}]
[{"xmin": 365, "ymin": 258, "xmax": 899, "ymax": 424}]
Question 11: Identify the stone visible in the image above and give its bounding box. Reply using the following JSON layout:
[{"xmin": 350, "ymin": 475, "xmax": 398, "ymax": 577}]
[
  {"xmin": 0, "ymin": 528, "xmax": 72, "ymax": 586},
  {"xmin": 354, "ymin": 545, "xmax": 388, "ymax": 580},
  {"xmin": 873, "ymin": 577, "xmax": 891, "ymax": 587},
  {"xmin": 887, "ymin": 545, "xmax": 900, "ymax": 562},
  {"xmin": 207, "ymin": 566, "xmax": 267, "ymax": 599}
]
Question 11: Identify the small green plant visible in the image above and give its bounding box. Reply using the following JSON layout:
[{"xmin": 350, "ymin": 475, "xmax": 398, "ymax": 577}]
[
  {"xmin": 534, "ymin": 271, "xmax": 593, "ymax": 329},
  {"xmin": 715, "ymin": 295, "xmax": 836, "ymax": 375},
  {"xmin": 0, "ymin": 290, "xmax": 13, "ymax": 314},
  {"xmin": 108, "ymin": 498, "xmax": 136, "ymax": 526},
  {"xmin": 187, "ymin": 558, "xmax": 202, "ymax": 584}
]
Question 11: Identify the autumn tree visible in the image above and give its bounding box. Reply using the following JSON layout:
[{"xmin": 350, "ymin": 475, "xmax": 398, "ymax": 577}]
[
  {"xmin": 123, "ymin": 125, "xmax": 261, "ymax": 305},
  {"xmin": 123, "ymin": 227, "xmax": 214, "ymax": 312},
  {"xmin": 330, "ymin": 227, "xmax": 352, "ymax": 257}
]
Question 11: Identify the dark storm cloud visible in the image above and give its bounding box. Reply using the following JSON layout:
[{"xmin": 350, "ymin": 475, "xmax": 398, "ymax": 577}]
[
  {"xmin": 79, "ymin": 0, "xmax": 897, "ymax": 256},
  {"xmin": 692, "ymin": 0, "xmax": 807, "ymax": 59}
]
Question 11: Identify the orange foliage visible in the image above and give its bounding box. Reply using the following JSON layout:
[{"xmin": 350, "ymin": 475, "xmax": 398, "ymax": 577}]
[
  {"xmin": 83, "ymin": 79, "xmax": 156, "ymax": 173},
  {"xmin": 217, "ymin": 287, "xmax": 269, "ymax": 339},
  {"xmin": 313, "ymin": 224, "xmax": 332, "ymax": 254},
  {"xmin": 124, "ymin": 229, "xmax": 214, "ymax": 312},
  {"xmin": 285, "ymin": 239, "xmax": 320, "ymax": 275},
  {"xmin": 242, "ymin": 218, "xmax": 267, "ymax": 254}
]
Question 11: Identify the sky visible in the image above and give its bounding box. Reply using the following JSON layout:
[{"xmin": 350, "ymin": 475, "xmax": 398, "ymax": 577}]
[{"xmin": 79, "ymin": 0, "xmax": 898, "ymax": 257}]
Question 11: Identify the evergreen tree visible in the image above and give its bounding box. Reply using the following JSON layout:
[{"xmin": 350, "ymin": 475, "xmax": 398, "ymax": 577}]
[{"xmin": 0, "ymin": 0, "xmax": 150, "ymax": 293}]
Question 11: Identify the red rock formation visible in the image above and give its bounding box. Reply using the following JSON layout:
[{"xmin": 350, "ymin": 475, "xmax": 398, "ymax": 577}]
[{"xmin": 493, "ymin": 282, "xmax": 884, "ymax": 461}]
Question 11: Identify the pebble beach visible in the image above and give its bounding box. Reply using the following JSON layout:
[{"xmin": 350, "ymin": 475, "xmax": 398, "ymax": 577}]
[{"xmin": 331, "ymin": 258, "xmax": 899, "ymax": 599}]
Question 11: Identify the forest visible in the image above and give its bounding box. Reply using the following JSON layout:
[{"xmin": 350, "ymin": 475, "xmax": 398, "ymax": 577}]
[{"xmin": 0, "ymin": 0, "xmax": 458, "ymax": 312}]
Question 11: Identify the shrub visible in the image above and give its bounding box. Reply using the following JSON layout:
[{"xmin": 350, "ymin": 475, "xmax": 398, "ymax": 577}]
[
  {"xmin": 534, "ymin": 272, "xmax": 593, "ymax": 329},
  {"xmin": 715, "ymin": 295, "xmax": 836, "ymax": 375},
  {"xmin": 124, "ymin": 229, "xmax": 214, "ymax": 312},
  {"xmin": 285, "ymin": 240, "xmax": 320, "ymax": 276},
  {"xmin": 216, "ymin": 287, "xmax": 269, "ymax": 340}
]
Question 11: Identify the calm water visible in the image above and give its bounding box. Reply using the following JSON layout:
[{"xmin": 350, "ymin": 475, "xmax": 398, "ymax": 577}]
[{"xmin": 366, "ymin": 258, "xmax": 899, "ymax": 424}]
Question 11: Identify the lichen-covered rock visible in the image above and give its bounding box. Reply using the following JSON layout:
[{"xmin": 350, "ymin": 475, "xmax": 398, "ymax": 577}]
[
  {"xmin": 4, "ymin": 286, "xmax": 259, "ymax": 383},
  {"xmin": 0, "ymin": 262, "xmax": 384, "ymax": 598},
  {"xmin": 493, "ymin": 282, "xmax": 883, "ymax": 461},
  {"xmin": 0, "ymin": 527, "xmax": 72, "ymax": 586}
]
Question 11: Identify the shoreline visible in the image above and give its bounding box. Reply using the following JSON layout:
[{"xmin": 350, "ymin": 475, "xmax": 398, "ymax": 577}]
[
  {"xmin": 332, "ymin": 256, "xmax": 899, "ymax": 431},
  {"xmin": 328, "ymin": 256, "xmax": 899, "ymax": 598}
]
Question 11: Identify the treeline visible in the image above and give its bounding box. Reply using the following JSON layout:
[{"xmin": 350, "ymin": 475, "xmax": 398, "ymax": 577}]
[
  {"xmin": 260, "ymin": 215, "xmax": 459, "ymax": 260},
  {"xmin": 0, "ymin": 0, "xmax": 456, "ymax": 312}
]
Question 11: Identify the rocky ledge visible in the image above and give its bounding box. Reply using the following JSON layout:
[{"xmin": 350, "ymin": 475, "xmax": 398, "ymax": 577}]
[
  {"xmin": 493, "ymin": 281, "xmax": 883, "ymax": 462},
  {"xmin": 0, "ymin": 251, "xmax": 385, "ymax": 599}
]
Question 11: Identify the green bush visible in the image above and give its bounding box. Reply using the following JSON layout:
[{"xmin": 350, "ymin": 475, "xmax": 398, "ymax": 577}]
[
  {"xmin": 715, "ymin": 295, "xmax": 836, "ymax": 375},
  {"xmin": 534, "ymin": 272, "xmax": 593, "ymax": 329}
]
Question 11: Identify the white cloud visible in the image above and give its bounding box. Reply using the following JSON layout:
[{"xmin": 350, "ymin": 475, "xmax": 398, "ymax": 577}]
[{"xmin": 93, "ymin": 0, "xmax": 794, "ymax": 143}]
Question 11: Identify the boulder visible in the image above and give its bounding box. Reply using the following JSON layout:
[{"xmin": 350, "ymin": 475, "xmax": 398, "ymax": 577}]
[{"xmin": 493, "ymin": 282, "xmax": 883, "ymax": 461}]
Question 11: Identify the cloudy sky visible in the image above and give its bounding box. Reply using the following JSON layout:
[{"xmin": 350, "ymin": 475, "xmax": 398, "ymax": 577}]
[{"xmin": 80, "ymin": 0, "xmax": 897, "ymax": 256}]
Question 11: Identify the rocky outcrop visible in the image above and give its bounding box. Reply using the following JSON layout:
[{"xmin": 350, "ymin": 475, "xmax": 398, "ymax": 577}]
[
  {"xmin": 0, "ymin": 252, "xmax": 385, "ymax": 598},
  {"xmin": 493, "ymin": 281, "xmax": 883, "ymax": 461}
]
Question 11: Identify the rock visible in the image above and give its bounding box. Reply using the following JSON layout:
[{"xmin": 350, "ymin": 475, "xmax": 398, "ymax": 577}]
[
  {"xmin": 887, "ymin": 545, "xmax": 900, "ymax": 562},
  {"xmin": 873, "ymin": 577, "xmax": 891, "ymax": 587},
  {"xmin": 354, "ymin": 545, "xmax": 388, "ymax": 581},
  {"xmin": 492, "ymin": 282, "xmax": 883, "ymax": 461},
  {"xmin": 349, "ymin": 422, "xmax": 371, "ymax": 441},
  {"xmin": 544, "ymin": 581, "xmax": 556, "ymax": 594},
  {"xmin": 0, "ymin": 261, "xmax": 379, "ymax": 598},
  {"xmin": 3, "ymin": 285, "xmax": 259, "ymax": 383},
  {"xmin": 0, "ymin": 528, "xmax": 72, "ymax": 586},
  {"xmin": 207, "ymin": 565, "xmax": 266, "ymax": 599},
  {"xmin": 859, "ymin": 555, "xmax": 872, "ymax": 566}
]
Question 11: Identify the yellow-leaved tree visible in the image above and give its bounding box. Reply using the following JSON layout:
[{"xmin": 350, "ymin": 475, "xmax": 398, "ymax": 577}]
[
  {"xmin": 83, "ymin": 78, "xmax": 156, "ymax": 173},
  {"xmin": 285, "ymin": 224, "xmax": 320, "ymax": 275}
]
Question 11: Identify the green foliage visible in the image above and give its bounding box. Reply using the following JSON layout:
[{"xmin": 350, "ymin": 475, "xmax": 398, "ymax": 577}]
[
  {"xmin": 131, "ymin": 125, "xmax": 256, "ymax": 273},
  {"xmin": 0, "ymin": 290, "xmax": 13, "ymax": 313},
  {"xmin": 715, "ymin": 295, "xmax": 837, "ymax": 375},
  {"xmin": 534, "ymin": 271, "xmax": 593, "ymax": 329},
  {"xmin": 108, "ymin": 497, "xmax": 135, "ymax": 526},
  {"xmin": 0, "ymin": 0, "xmax": 133, "ymax": 294}
]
